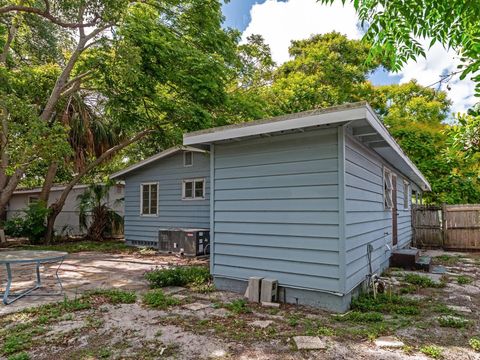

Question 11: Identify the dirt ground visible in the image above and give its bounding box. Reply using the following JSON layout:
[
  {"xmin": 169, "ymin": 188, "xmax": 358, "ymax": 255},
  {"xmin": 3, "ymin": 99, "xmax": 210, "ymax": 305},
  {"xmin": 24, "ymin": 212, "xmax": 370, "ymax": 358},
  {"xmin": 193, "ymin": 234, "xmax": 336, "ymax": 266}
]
[{"xmin": 1, "ymin": 249, "xmax": 480, "ymax": 360}]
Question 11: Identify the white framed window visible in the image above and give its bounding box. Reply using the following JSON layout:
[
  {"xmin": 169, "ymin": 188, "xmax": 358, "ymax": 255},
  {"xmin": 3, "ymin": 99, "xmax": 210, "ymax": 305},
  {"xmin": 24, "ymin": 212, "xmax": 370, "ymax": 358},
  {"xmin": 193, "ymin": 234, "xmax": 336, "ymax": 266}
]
[
  {"xmin": 182, "ymin": 178, "xmax": 205, "ymax": 200},
  {"xmin": 383, "ymin": 168, "xmax": 393, "ymax": 210},
  {"xmin": 403, "ymin": 181, "xmax": 410, "ymax": 209},
  {"xmin": 184, "ymin": 151, "xmax": 193, "ymax": 167},
  {"xmin": 28, "ymin": 196, "xmax": 39, "ymax": 205},
  {"xmin": 140, "ymin": 183, "xmax": 158, "ymax": 216}
]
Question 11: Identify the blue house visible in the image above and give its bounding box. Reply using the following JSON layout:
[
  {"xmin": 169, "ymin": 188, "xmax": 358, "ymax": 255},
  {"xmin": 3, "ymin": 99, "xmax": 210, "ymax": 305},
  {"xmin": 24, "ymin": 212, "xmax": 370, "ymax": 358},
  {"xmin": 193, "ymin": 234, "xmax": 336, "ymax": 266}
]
[
  {"xmin": 183, "ymin": 102, "xmax": 430, "ymax": 311},
  {"xmin": 110, "ymin": 146, "xmax": 210, "ymax": 247}
]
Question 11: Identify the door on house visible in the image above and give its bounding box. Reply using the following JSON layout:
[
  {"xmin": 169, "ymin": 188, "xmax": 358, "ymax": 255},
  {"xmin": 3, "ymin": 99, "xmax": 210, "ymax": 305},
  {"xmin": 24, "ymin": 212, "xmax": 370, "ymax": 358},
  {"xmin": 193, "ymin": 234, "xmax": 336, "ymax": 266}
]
[{"xmin": 392, "ymin": 175, "xmax": 398, "ymax": 246}]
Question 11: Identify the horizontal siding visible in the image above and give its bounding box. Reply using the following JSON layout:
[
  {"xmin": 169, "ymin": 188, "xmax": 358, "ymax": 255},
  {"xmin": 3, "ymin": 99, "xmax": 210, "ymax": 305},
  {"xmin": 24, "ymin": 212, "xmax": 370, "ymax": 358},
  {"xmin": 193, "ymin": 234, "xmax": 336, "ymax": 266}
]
[
  {"xmin": 124, "ymin": 151, "xmax": 210, "ymax": 244},
  {"xmin": 213, "ymin": 128, "xmax": 342, "ymax": 293},
  {"xmin": 344, "ymin": 135, "xmax": 412, "ymax": 291}
]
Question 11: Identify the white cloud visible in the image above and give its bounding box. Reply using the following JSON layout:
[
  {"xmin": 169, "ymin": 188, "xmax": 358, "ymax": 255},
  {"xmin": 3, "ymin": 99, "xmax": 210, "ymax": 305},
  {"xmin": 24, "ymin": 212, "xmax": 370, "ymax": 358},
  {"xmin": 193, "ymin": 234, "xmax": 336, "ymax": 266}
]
[
  {"xmin": 393, "ymin": 41, "xmax": 476, "ymax": 114},
  {"xmin": 242, "ymin": 0, "xmax": 361, "ymax": 64},
  {"xmin": 242, "ymin": 0, "xmax": 476, "ymax": 113}
]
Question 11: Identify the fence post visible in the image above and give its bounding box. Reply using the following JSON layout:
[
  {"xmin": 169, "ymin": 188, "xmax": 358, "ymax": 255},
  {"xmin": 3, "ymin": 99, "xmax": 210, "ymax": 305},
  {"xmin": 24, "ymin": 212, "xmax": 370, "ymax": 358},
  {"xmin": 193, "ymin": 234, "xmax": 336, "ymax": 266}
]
[{"xmin": 441, "ymin": 203, "xmax": 447, "ymax": 249}]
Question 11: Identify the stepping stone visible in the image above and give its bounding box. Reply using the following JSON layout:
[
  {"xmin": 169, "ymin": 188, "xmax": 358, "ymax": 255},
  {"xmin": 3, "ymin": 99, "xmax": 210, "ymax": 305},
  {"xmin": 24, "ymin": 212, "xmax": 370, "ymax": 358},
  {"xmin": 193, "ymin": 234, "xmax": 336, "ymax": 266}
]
[
  {"xmin": 183, "ymin": 302, "xmax": 210, "ymax": 311},
  {"xmin": 249, "ymin": 320, "xmax": 273, "ymax": 328},
  {"xmin": 261, "ymin": 301, "xmax": 280, "ymax": 308},
  {"xmin": 293, "ymin": 336, "xmax": 327, "ymax": 350},
  {"xmin": 172, "ymin": 294, "xmax": 187, "ymax": 300},
  {"xmin": 448, "ymin": 294, "xmax": 472, "ymax": 302},
  {"xmin": 374, "ymin": 336, "xmax": 404, "ymax": 348},
  {"xmin": 431, "ymin": 265, "xmax": 447, "ymax": 274},
  {"xmin": 447, "ymin": 305, "xmax": 472, "ymax": 313},
  {"xmin": 163, "ymin": 286, "xmax": 186, "ymax": 294}
]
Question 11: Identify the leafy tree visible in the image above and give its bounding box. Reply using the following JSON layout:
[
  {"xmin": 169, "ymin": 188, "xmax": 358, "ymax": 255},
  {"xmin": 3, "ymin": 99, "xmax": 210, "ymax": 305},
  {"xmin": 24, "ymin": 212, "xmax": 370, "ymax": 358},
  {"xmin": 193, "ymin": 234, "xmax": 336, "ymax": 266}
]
[
  {"xmin": 77, "ymin": 181, "xmax": 123, "ymax": 241},
  {"xmin": 265, "ymin": 32, "xmax": 382, "ymax": 114},
  {"xmin": 319, "ymin": 0, "xmax": 480, "ymax": 95}
]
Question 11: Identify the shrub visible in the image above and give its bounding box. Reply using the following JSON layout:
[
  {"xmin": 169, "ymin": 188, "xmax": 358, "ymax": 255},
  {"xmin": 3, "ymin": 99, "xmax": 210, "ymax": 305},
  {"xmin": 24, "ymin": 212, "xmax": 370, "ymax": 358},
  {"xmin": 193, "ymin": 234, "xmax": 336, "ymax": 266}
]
[
  {"xmin": 4, "ymin": 201, "xmax": 50, "ymax": 244},
  {"xmin": 7, "ymin": 353, "xmax": 30, "ymax": 360},
  {"xmin": 145, "ymin": 266, "xmax": 210, "ymax": 288},
  {"xmin": 469, "ymin": 337, "xmax": 480, "ymax": 352},
  {"xmin": 142, "ymin": 289, "xmax": 180, "ymax": 309},
  {"xmin": 420, "ymin": 345, "xmax": 443, "ymax": 359}
]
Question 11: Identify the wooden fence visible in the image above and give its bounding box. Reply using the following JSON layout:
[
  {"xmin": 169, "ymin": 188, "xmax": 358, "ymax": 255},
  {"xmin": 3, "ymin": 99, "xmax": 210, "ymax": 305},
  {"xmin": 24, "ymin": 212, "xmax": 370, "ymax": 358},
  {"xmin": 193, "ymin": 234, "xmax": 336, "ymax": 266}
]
[{"xmin": 412, "ymin": 204, "xmax": 480, "ymax": 250}]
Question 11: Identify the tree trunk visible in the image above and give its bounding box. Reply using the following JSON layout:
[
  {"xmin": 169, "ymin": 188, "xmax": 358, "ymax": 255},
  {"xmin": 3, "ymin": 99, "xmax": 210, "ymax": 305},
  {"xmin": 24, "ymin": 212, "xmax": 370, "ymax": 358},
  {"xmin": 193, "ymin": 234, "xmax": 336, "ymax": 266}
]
[
  {"xmin": 0, "ymin": 107, "xmax": 9, "ymax": 191},
  {"xmin": 39, "ymin": 162, "xmax": 58, "ymax": 202},
  {"xmin": 44, "ymin": 129, "xmax": 152, "ymax": 243}
]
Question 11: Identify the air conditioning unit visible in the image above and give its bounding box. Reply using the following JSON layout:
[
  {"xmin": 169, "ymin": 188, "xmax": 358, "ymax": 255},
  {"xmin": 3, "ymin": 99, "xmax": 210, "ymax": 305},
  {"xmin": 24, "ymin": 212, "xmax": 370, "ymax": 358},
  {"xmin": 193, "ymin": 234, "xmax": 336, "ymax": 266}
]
[{"xmin": 158, "ymin": 228, "xmax": 210, "ymax": 256}]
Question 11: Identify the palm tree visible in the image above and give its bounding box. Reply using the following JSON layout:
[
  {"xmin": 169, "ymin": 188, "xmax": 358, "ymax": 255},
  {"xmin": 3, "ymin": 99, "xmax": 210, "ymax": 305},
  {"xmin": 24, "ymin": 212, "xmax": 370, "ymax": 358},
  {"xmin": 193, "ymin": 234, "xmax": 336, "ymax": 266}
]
[{"xmin": 77, "ymin": 180, "xmax": 123, "ymax": 241}]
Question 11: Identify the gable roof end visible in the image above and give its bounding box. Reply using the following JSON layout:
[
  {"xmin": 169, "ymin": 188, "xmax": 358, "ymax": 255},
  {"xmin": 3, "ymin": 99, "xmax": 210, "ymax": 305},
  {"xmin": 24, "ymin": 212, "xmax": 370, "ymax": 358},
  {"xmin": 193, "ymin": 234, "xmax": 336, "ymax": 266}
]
[{"xmin": 110, "ymin": 146, "xmax": 207, "ymax": 179}]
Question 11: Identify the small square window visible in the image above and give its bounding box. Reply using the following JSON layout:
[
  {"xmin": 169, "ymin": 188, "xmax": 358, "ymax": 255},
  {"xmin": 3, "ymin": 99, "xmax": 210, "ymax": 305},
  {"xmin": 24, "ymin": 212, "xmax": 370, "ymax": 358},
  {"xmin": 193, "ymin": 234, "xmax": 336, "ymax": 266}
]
[
  {"xmin": 184, "ymin": 151, "xmax": 193, "ymax": 167},
  {"xmin": 28, "ymin": 196, "xmax": 39, "ymax": 205},
  {"xmin": 183, "ymin": 179, "xmax": 204, "ymax": 200}
]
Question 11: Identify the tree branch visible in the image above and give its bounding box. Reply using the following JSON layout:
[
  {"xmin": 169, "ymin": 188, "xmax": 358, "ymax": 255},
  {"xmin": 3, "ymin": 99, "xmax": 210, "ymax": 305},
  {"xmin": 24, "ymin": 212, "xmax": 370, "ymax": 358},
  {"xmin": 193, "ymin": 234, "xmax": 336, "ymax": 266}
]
[{"xmin": 0, "ymin": 5, "xmax": 99, "ymax": 28}]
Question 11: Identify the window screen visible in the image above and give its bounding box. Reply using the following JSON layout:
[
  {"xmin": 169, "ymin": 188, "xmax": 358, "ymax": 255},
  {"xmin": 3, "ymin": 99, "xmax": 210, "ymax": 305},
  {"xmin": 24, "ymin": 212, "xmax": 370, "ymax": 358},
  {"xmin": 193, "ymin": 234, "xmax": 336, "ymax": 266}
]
[{"xmin": 141, "ymin": 183, "xmax": 158, "ymax": 215}]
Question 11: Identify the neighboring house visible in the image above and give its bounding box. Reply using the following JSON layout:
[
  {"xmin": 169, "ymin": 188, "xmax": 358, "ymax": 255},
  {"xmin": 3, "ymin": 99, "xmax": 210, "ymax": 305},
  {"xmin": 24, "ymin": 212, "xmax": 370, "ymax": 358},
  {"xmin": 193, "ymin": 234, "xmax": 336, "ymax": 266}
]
[
  {"xmin": 7, "ymin": 184, "xmax": 125, "ymax": 236},
  {"xmin": 110, "ymin": 146, "xmax": 210, "ymax": 247},
  {"xmin": 183, "ymin": 102, "xmax": 430, "ymax": 312}
]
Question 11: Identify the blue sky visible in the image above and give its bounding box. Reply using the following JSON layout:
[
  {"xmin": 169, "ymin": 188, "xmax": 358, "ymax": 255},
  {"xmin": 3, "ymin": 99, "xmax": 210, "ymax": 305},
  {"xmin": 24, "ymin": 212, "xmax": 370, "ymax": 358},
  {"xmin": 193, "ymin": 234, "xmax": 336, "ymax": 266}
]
[{"xmin": 221, "ymin": 0, "xmax": 474, "ymax": 112}]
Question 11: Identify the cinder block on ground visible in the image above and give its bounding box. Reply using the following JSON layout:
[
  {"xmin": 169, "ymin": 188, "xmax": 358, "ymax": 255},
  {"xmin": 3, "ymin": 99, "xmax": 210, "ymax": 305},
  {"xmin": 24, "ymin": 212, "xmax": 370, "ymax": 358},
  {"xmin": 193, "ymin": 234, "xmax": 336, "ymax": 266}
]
[
  {"xmin": 260, "ymin": 278, "xmax": 278, "ymax": 302},
  {"xmin": 246, "ymin": 276, "xmax": 263, "ymax": 302}
]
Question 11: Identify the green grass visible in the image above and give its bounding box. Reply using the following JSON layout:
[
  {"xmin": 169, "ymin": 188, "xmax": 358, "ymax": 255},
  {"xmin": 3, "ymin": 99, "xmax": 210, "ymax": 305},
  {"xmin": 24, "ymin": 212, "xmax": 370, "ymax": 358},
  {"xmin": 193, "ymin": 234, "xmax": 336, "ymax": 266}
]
[
  {"xmin": 145, "ymin": 266, "xmax": 211, "ymax": 288},
  {"xmin": 85, "ymin": 289, "xmax": 137, "ymax": 304},
  {"xmin": 420, "ymin": 345, "xmax": 443, "ymax": 359},
  {"xmin": 15, "ymin": 240, "xmax": 134, "ymax": 253},
  {"xmin": 142, "ymin": 289, "xmax": 180, "ymax": 309},
  {"xmin": 457, "ymin": 275, "xmax": 473, "ymax": 285},
  {"xmin": 431, "ymin": 304, "xmax": 458, "ymax": 315},
  {"xmin": 469, "ymin": 337, "xmax": 480, "ymax": 352}
]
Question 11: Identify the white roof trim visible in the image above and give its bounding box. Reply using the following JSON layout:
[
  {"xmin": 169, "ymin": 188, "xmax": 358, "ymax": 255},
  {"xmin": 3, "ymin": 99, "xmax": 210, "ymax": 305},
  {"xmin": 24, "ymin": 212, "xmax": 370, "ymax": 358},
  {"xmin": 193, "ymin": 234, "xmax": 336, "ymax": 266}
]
[
  {"xmin": 184, "ymin": 107, "xmax": 365, "ymax": 145},
  {"xmin": 364, "ymin": 105, "xmax": 431, "ymax": 191},
  {"xmin": 110, "ymin": 146, "xmax": 207, "ymax": 179},
  {"xmin": 183, "ymin": 103, "xmax": 430, "ymax": 191}
]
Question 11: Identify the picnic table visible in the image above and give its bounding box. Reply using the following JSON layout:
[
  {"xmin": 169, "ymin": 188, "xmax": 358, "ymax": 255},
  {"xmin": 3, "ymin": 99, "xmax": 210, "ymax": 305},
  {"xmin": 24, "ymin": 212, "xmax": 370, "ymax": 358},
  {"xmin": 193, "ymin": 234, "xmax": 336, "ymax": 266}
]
[{"xmin": 0, "ymin": 250, "xmax": 67, "ymax": 305}]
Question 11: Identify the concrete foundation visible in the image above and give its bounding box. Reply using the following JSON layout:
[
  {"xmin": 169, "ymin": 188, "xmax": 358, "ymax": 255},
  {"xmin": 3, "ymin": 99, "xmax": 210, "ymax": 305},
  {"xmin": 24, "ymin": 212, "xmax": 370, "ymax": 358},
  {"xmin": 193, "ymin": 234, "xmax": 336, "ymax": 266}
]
[{"xmin": 214, "ymin": 276, "xmax": 362, "ymax": 313}]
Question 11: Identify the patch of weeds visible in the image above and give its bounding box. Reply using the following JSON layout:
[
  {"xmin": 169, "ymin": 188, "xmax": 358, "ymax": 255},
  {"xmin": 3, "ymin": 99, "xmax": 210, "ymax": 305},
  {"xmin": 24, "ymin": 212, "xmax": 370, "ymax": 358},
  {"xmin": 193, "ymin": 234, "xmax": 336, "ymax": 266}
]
[
  {"xmin": 145, "ymin": 266, "xmax": 210, "ymax": 288},
  {"xmin": 437, "ymin": 315, "xmax": 470, "ymax": 328},
  {"xmin": 432, "ymin": 304, "xmax": 457, "ymax": 315},
  {"xmin": 267, "ymin": 308, "xmax": 280, "ymax": 315},
  {"xmin": 469, "ymin": 337, "xmax": 480, "ymax": 352},
  {"xmin": 143, "ymin": 289, "xmax": 180, "ymax": 309},
  {"xmin": 457, "ymin": 275, "xmax": 473, "ymax": 285},
  {"xmin": 85, "ymin": 315, "xmax": 104, "ymax": 329},
  {"xmin": 190, "ymin": 282, "xmax": 215, "ymax": 294},
  {"xmin": 404, "ymin": 274, "xmax": 442, "ymax": 288},
  {"xmin": 287, "ymin": 314, "xmax": 300, "ymax": 327},
  {"xmin": 97, "ymin": 348, "xmax": 111, "ymax": 359},
  {"xmin": 399, "ymin": 285, "xmax": 417, "ymax": 294},
  {"xmin": 433, "ymin": 254, "xmax": 461, "ymax": 266},
  {"xmin": 7, "ymin": 353, "xmax": 30, "ymax": 360},
  {"xmin": 2, "ymin": 333, "xmax": 31, "ymax": 355},
  {"xmin": 85, "ymin": 289, "xmax": 137, "ymax": 304},
  {"xmin": 334, "ymin": 311, "xmax": 383, "ymax": 323},
  {"xmin": 351, "ymin": 293, "xmax": 420, "ymax": 316},
  {"xmin": 316, "ymin": 326, "xmax": 335, "ymax": 336},
  {"xmin": 402, "ymin": 345, "xmax": 414, "ymax": 355},
  {"xmin": 224, "ymin": 299, "xmax": 251, "ymax": 314},
  {"xmin": 420, "ymin": 345, "xmax": 443, "ymax": 359}
]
